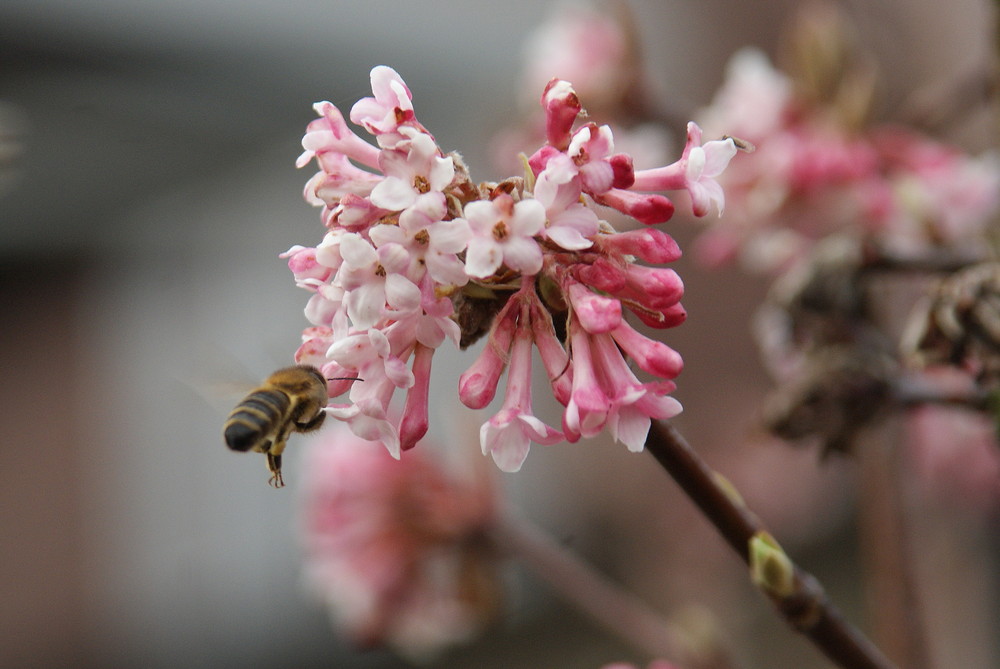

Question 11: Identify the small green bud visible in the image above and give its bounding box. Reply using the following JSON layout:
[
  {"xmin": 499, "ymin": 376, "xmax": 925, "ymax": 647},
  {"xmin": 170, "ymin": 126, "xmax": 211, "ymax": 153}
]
[{"xmin": 749, "ymin": 531, "xmax": 796, "ymax": 599}]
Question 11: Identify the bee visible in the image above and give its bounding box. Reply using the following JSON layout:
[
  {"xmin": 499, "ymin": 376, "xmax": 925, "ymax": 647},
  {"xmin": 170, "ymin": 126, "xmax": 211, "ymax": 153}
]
[{"xmin": 223, "ymin": 365, "xmax": 328, "ymax": 488}]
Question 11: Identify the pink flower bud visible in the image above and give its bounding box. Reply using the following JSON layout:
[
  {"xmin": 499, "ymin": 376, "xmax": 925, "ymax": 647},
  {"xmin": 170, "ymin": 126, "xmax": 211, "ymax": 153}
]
[
  {"xmin": 527, "ymin": 144, "xmax": 562, "ymax": 176},
  {"xmin": 607, "ymin": 153, "xmax": 635, "ymax": 189},
  {"xmin": 567, "ymin": 281, "xmax": 622, "ymax": 333},
  {"xmin": 330, "ymin": 193, "xmax": 387, "ymax": 230},
  {"xmin": 593, "ymin": 188, "xmax": 675, "ymax": 225},
  {"xmin": 282, "ymin": 245, "xmax": 332, "ymax": 284},
  {"xmin": 631, "ymin": 302, "xmax": 687, "ymax": 329},
  {"xmin": 573, "ymin": 257, "xmax": 627, "ymax": 293},
  {"xmin": 542, "ymin": 78, "xmax": 582, "ymax": 150},
  {"xmin": 529, "ymin": 298, "xmax": 573, "ymax": 405},
  {"xmin": 399, "ymin": 343, "xmax": 432, "ymax": 450},
  {"xmin": 624, "ymin": 265, "xmax": 683, "ymax": 309},
  {"xmin": 596, "ymin": 228, "xmax": 682, "ymax": 264},
  {"xmin": 611, "ymin": 321, "xmax": 684, "ymax": 379},
  {"xmin": 563, "ymin": 325, "xmax": 611, "ymax": 437},
  {"xmin": 458, "ymin": 308, "xmax": 516, "ymax": 409}
]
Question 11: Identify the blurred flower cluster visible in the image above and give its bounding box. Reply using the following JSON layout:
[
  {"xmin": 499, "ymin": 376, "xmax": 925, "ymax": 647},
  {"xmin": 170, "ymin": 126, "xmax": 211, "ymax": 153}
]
[
  {"xmin": 287, "ymin": 65, "xmax": 737, "ymax": 472},
  {"xmin": 696, "ymin": 46, "xmax": 1000, "ymax": 274},
  {"xmin": 298, "ymin": 425, "xmax": 499, "ymax": 659},
  {"xmin": 690, "ymin": 4, "xmax": 1000, "ymax": 509}
]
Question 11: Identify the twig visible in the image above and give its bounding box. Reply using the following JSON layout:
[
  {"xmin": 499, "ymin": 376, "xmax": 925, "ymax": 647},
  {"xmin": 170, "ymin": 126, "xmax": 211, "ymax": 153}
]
[
  {"xmin": 857, "ymin": 425, "xmax": 931, "ymax": 669},
  {"xmin": 861, "ymin": 249, "xmax": 990, "ymax": 275},
  {"xmin": 645, "ymin": 421, "xmax": 897, "ymax": 669},
  {"xmin": 491, "ymin": 513, "xmax": 730, "ymax": 668},
  {"xmin": 892, "ymin": 374, "xmax": 992, "ymax": 411}
]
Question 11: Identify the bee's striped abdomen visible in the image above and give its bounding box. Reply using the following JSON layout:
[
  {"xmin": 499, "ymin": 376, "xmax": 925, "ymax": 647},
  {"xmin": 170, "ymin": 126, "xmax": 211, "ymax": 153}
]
[{"xmin": 224, "ymin": 388, "xmax": 291, "ymax": 452}]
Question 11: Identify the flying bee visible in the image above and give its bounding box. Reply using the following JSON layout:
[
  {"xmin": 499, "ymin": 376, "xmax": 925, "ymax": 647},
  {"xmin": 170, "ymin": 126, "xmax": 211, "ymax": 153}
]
[{"xmin": 223, "ymin": 364, "xmax": 329, "ymax": 488}]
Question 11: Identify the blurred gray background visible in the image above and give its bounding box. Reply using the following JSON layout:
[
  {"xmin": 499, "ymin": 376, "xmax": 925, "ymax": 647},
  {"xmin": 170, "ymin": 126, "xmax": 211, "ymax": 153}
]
[{"xmin": 1, "ymin": 1, "xmax": 997, "ymax": 667}]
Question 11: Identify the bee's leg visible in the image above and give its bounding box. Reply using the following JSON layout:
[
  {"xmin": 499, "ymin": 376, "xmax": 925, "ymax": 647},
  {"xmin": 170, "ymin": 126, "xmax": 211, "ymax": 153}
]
[
  {"xmin": 266, "ymin": 452, "xmax": 284, "ymax": 488},
  {"xmin": 265, "ymin": 430, "xmax": 291, "ymax": 488},
  {"xmin": 295, "ymin": 409, "xmax": 326, "ymax": 433}
]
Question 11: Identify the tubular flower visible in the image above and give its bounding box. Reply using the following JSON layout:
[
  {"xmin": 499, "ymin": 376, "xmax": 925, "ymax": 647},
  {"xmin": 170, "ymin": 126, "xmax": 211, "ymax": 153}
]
[{"xmin": 286, "ymin": 67, "xmax": 737, "ymax": 468}]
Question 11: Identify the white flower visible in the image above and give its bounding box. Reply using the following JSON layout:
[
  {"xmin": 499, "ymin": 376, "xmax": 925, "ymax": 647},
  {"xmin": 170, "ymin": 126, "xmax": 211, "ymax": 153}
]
[{"xmin": 463, "ymin": 194, "xmax": 545, "ymax": 278}]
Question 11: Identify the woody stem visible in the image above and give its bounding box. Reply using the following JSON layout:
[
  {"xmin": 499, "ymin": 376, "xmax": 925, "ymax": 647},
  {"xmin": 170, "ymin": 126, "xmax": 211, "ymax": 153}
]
[
  {"xmin": 491, "ymin": 513, "xmax": 712, "ymax": 666},
  {"xmin": 645, "ymin": 421, "xmax": 896, "ymax": 669}
]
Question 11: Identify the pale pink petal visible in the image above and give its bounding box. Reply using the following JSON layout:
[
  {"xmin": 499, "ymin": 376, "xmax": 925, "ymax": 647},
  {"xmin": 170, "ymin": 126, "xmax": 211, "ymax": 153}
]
[
  {"xmin": 517, "ymin": 414, "xmax": 565, "ymax": 445},
  {"xmin": 428, "ymin": 218, "xmax": 471, "ymax": 253},
  {"xmin": 608, "ymin": 404, "xmax": 651, "ymax": 452},
  {"xmin": 370, "ymin": 66, "xmax": 412, "ymax": 109},
  {"xmin": 384, "ymin": 273, "xmax": 421, "ymax": 312},
  {"xmin": 370, "ymin": 176, "xmax": 418, "ymax": 211},
  {"xmin": 347, "ymin": 282, "xmax": 385, "ymax": 329},
  {"xmin": 545, "ymin": 224, "xmax": 592, "ymax": 250},
  {"xmin": 579, "ymin": 160, "xmax": 615, "ymax": 193},
  {"xmin": 501, "ymin": 236, "xmax": 543, "ymax": 275},
  {"xmin": 510, "ymin": 198, "xmax": 546, "ymax": 236},
  {"xmin": 702, "ymin": 138, "xmax": 738, "ymax": 176},
  {"xmin": 339, "ymin": 233, "xmax": 377, "ymax": 268},
  {"xmin": 327, "ymin": 332, "xmax": 374, "ymax": 367},
  {"xmin": 428, "ymin": 154, "xmax": 456, "ymax": 191},
  {"xmin": 481, "ymin": 414, "xmax": 530, "ymax": 472},
  {"xmin": 426, "ymin": 253, "xmax": 470, "ymax": 287},
  {"xmin": 465, "ymin": 238, "xmax": 502, "ymax": 278}
]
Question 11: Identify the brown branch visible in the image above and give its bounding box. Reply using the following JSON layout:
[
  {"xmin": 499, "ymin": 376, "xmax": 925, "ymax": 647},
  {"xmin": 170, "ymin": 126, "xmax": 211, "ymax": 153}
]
[
  {"xmin": 892, "ymin": 374, "xmax": 993, "ymax": 411},
  {"xmin": 857, "ymin": 427, "xmax": 931, "ymax": 669},
  {"xmin": 646, "ymin": 421, "xmax": 897, "ymax": 669},
  {"xmin": 490, "ymin": 514, "xmax": 734, "ymax": 668},
  {"xmin": 860, "ymin": 248, "xmax": 990, "ymax": 275}
]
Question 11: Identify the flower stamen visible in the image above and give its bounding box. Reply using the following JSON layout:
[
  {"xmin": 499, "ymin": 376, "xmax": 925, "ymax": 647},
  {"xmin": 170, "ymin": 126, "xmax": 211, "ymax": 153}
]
[{"xmin": 492, "ymin": 221, "xmax": 509, "ymax": 241}]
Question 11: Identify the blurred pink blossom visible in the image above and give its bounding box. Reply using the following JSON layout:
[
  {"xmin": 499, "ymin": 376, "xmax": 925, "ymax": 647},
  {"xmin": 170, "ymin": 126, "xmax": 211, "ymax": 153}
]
[
  {"xmin": 492, "ymin": 3, "xmax": 673, "ymax": 176},
  {"xmin": 519, "ymin": 3, "xmax": 629, "ymax": 112},
  {"xmin": 905, "ymin": 369, "xmax": 1000, "ymax": 512},
  {"xmin": 298, "ymin": 425, "xmax": 499, "ymax": 658},
  {"xmin": 695, "ymin": 48, "xmax": 1000, "ymax": 274}
]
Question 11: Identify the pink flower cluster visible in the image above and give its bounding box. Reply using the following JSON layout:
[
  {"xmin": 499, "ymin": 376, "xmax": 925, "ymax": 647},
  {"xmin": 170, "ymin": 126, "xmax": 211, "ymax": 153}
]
[
  {"xmin": 695, "ymin": 49, "xmax": 1000, "ymax": 273},
  {"xmin": 298, "ymin": 425, "xmax": 497, "ymax": 657},
  {"xmin": 288, "ymin": 66, "xmax": 736, "ymax": 471}
]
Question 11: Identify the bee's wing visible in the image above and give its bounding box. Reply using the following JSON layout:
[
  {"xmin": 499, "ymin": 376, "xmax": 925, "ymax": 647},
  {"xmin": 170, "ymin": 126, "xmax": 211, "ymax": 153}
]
[{"xmin": 171, "ymin": 344, "xmax": 276, "ymax": 414}]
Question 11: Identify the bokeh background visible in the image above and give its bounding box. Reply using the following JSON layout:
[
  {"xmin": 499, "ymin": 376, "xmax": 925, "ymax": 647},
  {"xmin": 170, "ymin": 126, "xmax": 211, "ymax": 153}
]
[{"xmin": 2, "ymin": 1, "xmax": 997, "ymax": 667}]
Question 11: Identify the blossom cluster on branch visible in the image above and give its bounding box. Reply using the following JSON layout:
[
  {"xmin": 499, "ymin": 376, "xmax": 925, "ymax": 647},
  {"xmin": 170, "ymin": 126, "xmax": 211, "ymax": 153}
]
[
  {"xmin": 286, "ymin": 66, "xmax": 737, "ymax": 471},
  {"xmin": 298, "ymin": 424, "xmax": 498, "ymax": 658},
  {"xmin": 695, "ymin": 48, "xmax": 1000, "ymax": 275},
  {"xmin": 686, "ymin": 7, "xmax": 1000, "ymax": 494}
]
